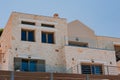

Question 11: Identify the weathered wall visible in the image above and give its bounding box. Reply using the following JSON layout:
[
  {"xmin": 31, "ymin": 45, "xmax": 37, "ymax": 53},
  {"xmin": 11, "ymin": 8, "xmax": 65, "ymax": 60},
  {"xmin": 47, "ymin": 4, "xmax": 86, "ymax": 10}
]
[
  {"xmin": 1, "ymin": 12, "xmax": 120, "ymax": 75},
  {"xmin": 6, "ymin": 12, "xmax": 68, "ymax": 72},
  {"xmin": 64, "ymin": 46, "xmax": 118, "ymax": 75},
  {"xmin": 0, "ymin": 13, "xmax": 14, "ymax": 70}
]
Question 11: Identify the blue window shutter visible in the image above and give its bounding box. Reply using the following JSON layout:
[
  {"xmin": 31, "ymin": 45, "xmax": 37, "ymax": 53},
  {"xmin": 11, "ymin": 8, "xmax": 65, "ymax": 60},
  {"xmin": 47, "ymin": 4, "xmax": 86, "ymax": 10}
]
[{"xmin": 21, "ymin": 30, "xmax": 27, "ymax": 41}]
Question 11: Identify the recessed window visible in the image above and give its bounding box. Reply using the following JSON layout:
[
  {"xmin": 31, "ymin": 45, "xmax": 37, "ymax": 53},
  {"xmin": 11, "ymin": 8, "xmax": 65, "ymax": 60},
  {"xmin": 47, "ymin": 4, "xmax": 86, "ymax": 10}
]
[
  {"xmin": 81, "ymin": 64, "xmax": 103, "ymax": 75},
  {"xmin": 41, "ymin": 23, "xmax": 54, "ymax": 28},
  {"xmin": 69, "ymin": 41, "xmax": 88, "ymax": 47},
  {"xmin": 21, "ymin": 21, "xmax": 35, "ymax": 25},
  {"xmin": 114, "ymin": 45, "xmax": 120, "ymax": 61},
  {"xmin": 21, "ymin": 29, "xmax": 35, "ymax": 42},
  {"xmin": 41, "ymin": 32, "xmax": 54, "ymax": 44},
  {"xmin": 14, "ymin": 58, "xmax": 45, "ymax": 72}
]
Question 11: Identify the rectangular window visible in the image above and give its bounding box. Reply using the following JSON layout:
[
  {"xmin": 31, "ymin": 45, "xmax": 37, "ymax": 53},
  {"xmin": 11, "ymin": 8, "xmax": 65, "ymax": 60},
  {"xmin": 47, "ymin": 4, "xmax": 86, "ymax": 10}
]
[
  {"xmin": 69, "ymin": 41, "xmax": 88, "ymax": 47},
  {"xmin": 81, "ymin": 64, "xmax": 103, "ymax": 75},
  {"xmin": 114, "ymin": 45, "xmax": 120, "ymax": 61},
  {"xmin": 14, "ymin": 58, "xmax": 46, "ymax": 72},
  {"xmin": 21, "ymin": 29, "xmax": 35, "ymax": 42},
  {"xmin": 41, "ymin": 32, "xmax": 54, "ymax": 44},
  {"xmin": 41, "ymin": 23, "xmax": 54, "ymax": 28},
  {"xmin": 21, "ymin": 21, "xmax": 35, "ymax": 25}
]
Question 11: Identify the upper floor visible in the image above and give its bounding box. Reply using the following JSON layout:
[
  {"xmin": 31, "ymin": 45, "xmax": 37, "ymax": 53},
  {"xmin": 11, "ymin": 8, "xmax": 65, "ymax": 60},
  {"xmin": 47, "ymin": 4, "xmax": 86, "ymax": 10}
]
[{"xmin": 0, "ymin": 12, "xmax": 120, "ymax": 55}]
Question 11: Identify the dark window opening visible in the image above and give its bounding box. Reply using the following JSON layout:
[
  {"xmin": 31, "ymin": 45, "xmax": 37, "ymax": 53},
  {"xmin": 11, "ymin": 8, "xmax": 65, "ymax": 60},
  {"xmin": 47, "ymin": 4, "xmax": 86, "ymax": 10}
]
[
  {"xmin": 41, "ymin": 32, "xmax": 54, "ymax": 44},
  {"xmin": 21, "ymin": 21, "xmax": 35, "ymax": 25},
  {"xmin": 114, "ymin": 45, "xmax": 120, "ymax": 61},
  {"xmin": 69, "ymin": 41, "xmax": 88, "ymax": 47},
  {"xmin": 41, "ymin": 24, "xmax": 54, "ymax": 28},
  {"xmin": 81, "ymin": 64, "xmax": 103, "ymax": 75},
  {"xmin": 21, "ymin": 29, "xmax": 35, "ymax": 42}
]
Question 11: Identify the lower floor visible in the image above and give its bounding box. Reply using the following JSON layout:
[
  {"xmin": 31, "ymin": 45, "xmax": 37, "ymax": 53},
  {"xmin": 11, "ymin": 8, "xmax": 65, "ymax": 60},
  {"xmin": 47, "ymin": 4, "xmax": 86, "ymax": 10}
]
[
  {"xmin": 13, "ymin": 57, "xmax": 119, "ymax": 75},
  {"xmin": 0, "ymin": 46, "xmax": 119, "ymax": 75}
]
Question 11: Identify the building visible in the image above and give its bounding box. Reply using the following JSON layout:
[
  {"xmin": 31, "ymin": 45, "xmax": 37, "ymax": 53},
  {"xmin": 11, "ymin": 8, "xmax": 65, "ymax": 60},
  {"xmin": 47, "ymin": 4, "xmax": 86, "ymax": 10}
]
[{"xmin": 0, "ymin": 12, "xmax": 120, "ymax": 75}]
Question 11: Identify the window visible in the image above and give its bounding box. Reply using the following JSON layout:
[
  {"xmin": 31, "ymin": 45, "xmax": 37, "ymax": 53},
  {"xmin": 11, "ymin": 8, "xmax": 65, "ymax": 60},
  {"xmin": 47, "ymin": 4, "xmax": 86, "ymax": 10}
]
[
  {"xmin": 114, "ymin": 45, "xmax": 120, "ymax": 61},
  {"xmin": 21, "ymin": 29, "xmax": 35, "ymax": 42},
  {"xmin": 69, "ymin": 41, "xmax": 88, "ymax": 47},
  {"xmin": 21, "ymin": 21, "xmax": 35, "ymax": 25},
  {"xmin": 41, "ymin": 23, "xmax": 54, "ymax": 28},
  {"xmin": 14, "ymin": 58, "xmax": 46, "ymax": 72},
  {"xmin": 41, "ymin": 32, "xmax": 54, "ymax": 44},
  {"xmin": 81, "ymin": 64, "xmax": 103, "ymax": 75}
]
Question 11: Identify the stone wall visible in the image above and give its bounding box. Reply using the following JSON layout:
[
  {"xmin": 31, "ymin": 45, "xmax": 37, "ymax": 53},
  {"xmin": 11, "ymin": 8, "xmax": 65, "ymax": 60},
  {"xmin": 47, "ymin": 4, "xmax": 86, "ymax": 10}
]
[
  {"xmin": 64, "ymin": 46, "xmax": 118, "ymax": 75},
  {"xmin": 6, "ymin": 12, "xmax": 67, "ymax": 72}
]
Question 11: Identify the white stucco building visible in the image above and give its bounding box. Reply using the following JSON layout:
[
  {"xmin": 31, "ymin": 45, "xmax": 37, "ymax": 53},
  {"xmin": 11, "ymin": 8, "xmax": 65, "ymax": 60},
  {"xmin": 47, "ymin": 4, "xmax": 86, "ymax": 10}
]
[{"xmin": 0, "ymin": 12, "xmax": 120, "ymax": 75}]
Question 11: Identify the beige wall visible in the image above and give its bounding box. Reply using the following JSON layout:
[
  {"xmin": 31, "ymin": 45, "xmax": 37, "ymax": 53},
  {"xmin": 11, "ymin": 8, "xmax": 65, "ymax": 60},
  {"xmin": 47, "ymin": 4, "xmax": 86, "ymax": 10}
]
[
  {"xmin": 68, "ymin": 20, "xmax": 97, "ymax": 48},
  {"xmin": 65, "ymin": 46, "xmax": 118, "ymax": 75},
  {"xmin": 97, "ymin": 36, "xmax": 120, "ymax": 50},
  {"xmin": 1, "ymin": 12, "xmax": 68, "ymax": 72},
  {"xmin": 68, "ymin": 20, "xmax": 120, "ymax": 50},
  {"xmin": 0, "ymin": 13, "xmax": 14, "ymax": 70},
  {"xmin": 0, "ymin": 12, "xmax": 120, "ymax": 75},
  {"xmin": 117, "ymin": 61, "xmax": 120, "ymax": 74}
]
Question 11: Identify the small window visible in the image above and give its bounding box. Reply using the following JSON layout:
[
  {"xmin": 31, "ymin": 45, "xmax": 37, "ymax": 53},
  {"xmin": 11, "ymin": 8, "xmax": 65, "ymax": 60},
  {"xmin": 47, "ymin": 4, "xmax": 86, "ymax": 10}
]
[
  {"xmin": 69, "ymin": 41, "xmax": 88, "ymax": 47},
  {"xmin": 21, "ymin": 29, "xmax": 35, "ymax": 42},
  {"xmin": 81, "ymin": 64, "xmax": 103, "ymax": 75},
  {"xmin": 21, "ymin": 21, "xmax": 35, "ymax": 25},
  {"xmin": 41, "ymin": 32, "xmax": 54, "ymax": 44},
  {"xmin": 41, "ymin": 23, "xmax": 54, "ymax": 28}
]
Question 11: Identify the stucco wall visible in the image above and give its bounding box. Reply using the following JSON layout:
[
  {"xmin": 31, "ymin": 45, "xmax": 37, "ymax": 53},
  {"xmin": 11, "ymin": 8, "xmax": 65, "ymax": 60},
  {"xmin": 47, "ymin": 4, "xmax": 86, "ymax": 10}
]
[
  {"xmin": 97, "ymin": 36, "xmax": 120, "ymax": 50},
  {"xmin": 68, "ymin": 20, "xmax": 98, "ymax": 49}
]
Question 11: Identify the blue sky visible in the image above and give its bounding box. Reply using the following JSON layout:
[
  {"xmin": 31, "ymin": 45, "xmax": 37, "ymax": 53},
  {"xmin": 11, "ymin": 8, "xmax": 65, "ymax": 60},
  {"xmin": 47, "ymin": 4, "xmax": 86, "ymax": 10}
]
[{"xmin": 0, "ymin": 0, "xmax": 120, "ymax": 38}]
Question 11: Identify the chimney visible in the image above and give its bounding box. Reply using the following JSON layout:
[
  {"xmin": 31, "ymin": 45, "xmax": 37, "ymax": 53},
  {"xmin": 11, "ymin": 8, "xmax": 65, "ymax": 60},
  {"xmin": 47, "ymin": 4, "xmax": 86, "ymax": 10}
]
[{"xmin": 53, "ymin": 13, "xmax": 59, "ymax": 18}]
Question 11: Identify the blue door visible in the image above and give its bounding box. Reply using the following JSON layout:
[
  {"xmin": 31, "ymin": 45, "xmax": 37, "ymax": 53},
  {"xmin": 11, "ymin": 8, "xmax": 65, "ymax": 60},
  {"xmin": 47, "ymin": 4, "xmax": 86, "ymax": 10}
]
[
  {"xmin": 21, "ymin": 59, "xmax": 37, "ymax": 72},
  {"xmin": 22, "ymin": 59, "xmax": 28, "ymax": 71},
  {"xmin": 29, "ymin": 60, "xmax": 37, "ymax": 72}
]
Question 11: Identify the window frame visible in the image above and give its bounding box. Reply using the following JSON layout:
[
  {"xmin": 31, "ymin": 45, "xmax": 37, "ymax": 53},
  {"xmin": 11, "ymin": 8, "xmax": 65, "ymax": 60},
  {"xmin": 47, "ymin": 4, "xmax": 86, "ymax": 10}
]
[
  {"xmin": 14, "ymin": 58, "xmax": 46, "ymax": 72},
  {"xmin": 81, "ymin": 63, "xmax": 103, "ymax": 75},
  {"xmin": 41, "ymin": 31, "xmax": 55, "ymax": 44},
  {"xmin": 68, "ymin": 41, "xmax": 88, "ymax": 47},
  {"xmin": 21, "ymin": 21, "xmax": 35, "ymax": 26},
  {"xmin": 21, "ymin": 29, "xmax": 35, "ymax": 42},
  {"xmin": 41, "ymin": 23, "xmax": 55, "ymax": 28}
]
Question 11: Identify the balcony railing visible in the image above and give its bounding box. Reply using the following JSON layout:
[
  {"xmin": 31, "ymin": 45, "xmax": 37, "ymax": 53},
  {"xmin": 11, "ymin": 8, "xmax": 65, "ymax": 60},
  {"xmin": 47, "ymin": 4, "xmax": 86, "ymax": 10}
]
[{"xmin": 67, "ymin": 36, "xmax": 115, "ymax": 51}]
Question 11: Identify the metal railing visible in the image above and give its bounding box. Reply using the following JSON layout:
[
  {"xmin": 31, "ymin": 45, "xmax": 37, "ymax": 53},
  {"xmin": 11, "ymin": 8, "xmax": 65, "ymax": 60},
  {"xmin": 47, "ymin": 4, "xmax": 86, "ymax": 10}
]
[
  {"xmin": 67, "ymin": 36, "xmax": 115, "ymax": 51},
  {"xmin": 67, "ymin": 64, "xmax": 120, "ymax": 75}
]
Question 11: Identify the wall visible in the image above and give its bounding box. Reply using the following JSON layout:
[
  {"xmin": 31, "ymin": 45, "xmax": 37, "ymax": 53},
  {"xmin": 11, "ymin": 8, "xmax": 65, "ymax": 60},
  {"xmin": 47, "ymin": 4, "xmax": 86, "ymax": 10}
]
[
  {"xmin": 117, "ymin": 61, "xmax": 120, "ymax": 74},
  {"xmin": 97, "ymin": 36, "xmax": 120, "ymax": 50},
  {"xmin": 68, "ymin": 20, "xmax": 98, "ymax": 48},
  {"xmin": 0, "ymin": 13, "xmax": 14, "ymax": 70},
  {"xmin": 6, "ymin": 12, "xmax": 68, "ymax": 72},
  {"xmin": 64, "ymin": 46, "xmax": 118, "ymax": 75}
]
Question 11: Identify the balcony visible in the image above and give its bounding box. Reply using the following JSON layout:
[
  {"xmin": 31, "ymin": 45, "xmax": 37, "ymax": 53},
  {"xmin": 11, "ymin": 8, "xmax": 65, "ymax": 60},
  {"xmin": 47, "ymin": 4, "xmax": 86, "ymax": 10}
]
[{"xmin": 67, "ymin": 37, "xmax": 115, "ymax": 51}]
